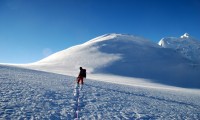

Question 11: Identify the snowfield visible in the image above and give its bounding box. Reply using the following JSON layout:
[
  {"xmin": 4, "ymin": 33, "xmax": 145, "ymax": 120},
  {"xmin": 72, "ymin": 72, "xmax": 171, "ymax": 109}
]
[
  {"xmin": 1, "ymin": 33, "xmax": 200, "ymax": 119},
  {"xmin": 1, "ymin": 65, "xmax": 200, "ymax": 120}
]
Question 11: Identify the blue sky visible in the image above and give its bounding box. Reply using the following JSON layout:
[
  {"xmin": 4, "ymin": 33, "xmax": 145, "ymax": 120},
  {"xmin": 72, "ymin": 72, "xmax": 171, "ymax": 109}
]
[{"xmin": 0, "ymin": 0, "xmax": 200, "ymax": 63}]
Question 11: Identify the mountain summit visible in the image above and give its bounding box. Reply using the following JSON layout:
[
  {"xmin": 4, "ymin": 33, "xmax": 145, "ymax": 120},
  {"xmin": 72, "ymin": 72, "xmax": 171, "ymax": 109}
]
[
  {"xmin": 158, "ymin": 33, "xmax": 200, "ymax": 63},
  {"xmin": 25, "ymin": 33, "xmax": 200, "ymax": 88},
  {"xmin": 180, "ymin": 33, "xmax": 190, "ymax": 38},
  {"xmin": 30, "ymin": 33, "xmax": 161, "ymax": 74}
]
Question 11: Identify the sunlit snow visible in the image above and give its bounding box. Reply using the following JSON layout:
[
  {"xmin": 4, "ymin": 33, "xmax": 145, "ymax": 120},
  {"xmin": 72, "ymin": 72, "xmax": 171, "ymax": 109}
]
[{"xmin": 1, "ymin": 33, "xmax": 200, "ymax": 119}]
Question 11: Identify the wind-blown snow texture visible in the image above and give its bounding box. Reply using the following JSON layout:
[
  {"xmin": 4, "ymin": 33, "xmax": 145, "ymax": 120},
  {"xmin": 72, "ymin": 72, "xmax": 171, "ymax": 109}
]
[
  {"xmin": 1, "ymin": 65, "xmax": 200, "ymax": 119},
  {"xmin": 24, "ymin": 33, "xmax": 200, "ymax": 88}
]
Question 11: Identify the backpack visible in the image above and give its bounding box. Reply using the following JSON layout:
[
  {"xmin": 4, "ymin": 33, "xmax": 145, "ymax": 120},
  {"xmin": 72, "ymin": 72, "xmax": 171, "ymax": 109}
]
[{"xmin": 81, "ymin": 69, "xmax": 86, "ymax": 78}]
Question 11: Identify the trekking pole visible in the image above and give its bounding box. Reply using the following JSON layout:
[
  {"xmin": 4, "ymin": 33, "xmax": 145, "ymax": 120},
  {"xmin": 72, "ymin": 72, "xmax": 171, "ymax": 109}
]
[{"xmin": 75, "ymin": 77, "xmax": 78, "ymax": 85}]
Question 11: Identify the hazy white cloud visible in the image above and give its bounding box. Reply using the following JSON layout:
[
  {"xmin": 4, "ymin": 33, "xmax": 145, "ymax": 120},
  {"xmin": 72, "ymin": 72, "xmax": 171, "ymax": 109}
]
[{"xmin": 42, "ymin": 48, "xmax": 52, "ymax": 57}]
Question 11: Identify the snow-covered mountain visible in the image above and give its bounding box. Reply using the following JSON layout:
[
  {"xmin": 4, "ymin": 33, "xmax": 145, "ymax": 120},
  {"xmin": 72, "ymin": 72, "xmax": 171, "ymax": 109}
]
[
  {"xmin": 158, "ymin": 33, "xmax": 200, "ymax": 63},
  {"xmin": 2, "ymin": 33, "xmax": 200, "ymax": 119},
  {"xmin": 22, "ymin": 33, "xmax": 200, "ymax": 88}
]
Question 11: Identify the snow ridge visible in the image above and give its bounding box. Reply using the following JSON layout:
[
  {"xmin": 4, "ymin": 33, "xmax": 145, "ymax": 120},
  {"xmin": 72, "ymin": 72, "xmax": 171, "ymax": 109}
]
[{"xmin": 158, "ymin": 33, "xmax": 200, "ymax": 63}]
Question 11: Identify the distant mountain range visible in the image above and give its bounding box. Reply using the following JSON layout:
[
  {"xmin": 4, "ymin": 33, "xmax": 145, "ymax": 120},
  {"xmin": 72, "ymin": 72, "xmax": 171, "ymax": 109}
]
[{"xmin": 23, "ymin": 33, "xmax": 200, "ymax": 88}]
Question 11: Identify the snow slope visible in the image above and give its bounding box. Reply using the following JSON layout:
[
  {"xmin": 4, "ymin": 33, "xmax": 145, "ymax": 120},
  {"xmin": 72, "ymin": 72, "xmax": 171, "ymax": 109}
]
[
  {"xmin": 1, "ymin": 65, "xmax": 200, "ymax": 119},
  {"xmin": 21, "ymin": 33, "xmax": 200, "ymax": 88}
]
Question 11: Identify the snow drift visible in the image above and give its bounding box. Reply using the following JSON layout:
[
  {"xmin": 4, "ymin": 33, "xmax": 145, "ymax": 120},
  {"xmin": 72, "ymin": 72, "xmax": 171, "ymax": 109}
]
[{"xmin": 24, "ymin": 33, "xmax": 200, "ymax": 88}]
